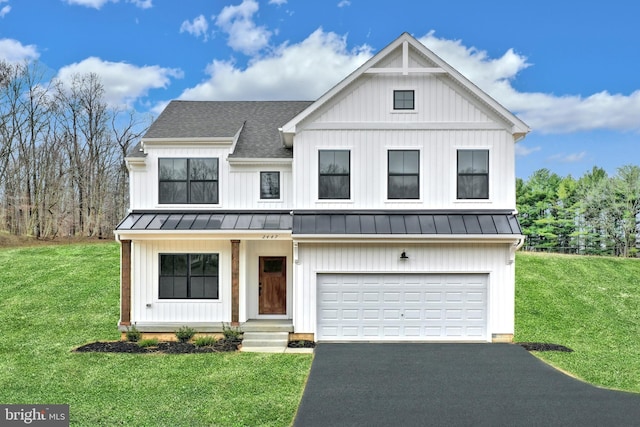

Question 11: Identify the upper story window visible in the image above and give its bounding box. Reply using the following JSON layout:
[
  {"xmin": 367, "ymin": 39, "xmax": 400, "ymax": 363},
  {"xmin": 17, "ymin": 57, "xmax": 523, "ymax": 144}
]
[
  {"xmin": 159, "ymin": 158, "xmax": 218, "ymax": 204},
  {"xmin": 319, "ymin": 150, "xmax": 350, "ymax": 199},
  {"xmin": 260, "ymin": 171, "xmax": 280, "ymax": 200},
  {"xmin": 457, "ymin": 150, "xmax": 489, "ymax": 199},
  {"xmin": 388, "ymin": 150, "xmax": 420, "ymax": 199},
  {"xmin": 159, "ymin": 253, "xmax": 219, "ymax": 299},
  {"xmin": 393, "ymin": 90, "xmax": 415, "ymax": 110}
]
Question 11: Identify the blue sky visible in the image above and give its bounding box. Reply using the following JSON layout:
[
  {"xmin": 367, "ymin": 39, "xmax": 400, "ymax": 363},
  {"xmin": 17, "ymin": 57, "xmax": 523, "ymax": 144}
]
[{"xmin": 1, "ymin": 0, "xmax": 638, "ymax": 179}]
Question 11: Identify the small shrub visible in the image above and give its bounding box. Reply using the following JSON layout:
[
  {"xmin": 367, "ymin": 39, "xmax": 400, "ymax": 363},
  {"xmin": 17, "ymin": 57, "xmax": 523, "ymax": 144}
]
[
  {"xmin": 175, "ymin": 326, "xmax": 196, "ymax": 343},
  {"xmin": 194, "ymin": 336, "xmax": 218, "ymax": 347},
  {"xmin": 138, "ymin": 338, "xmax": 159, "ymax": 348},
  {"xmin": 125, "ymin": 324, "xmax": 141, "ymax": 342},
  {"xmin": 222, "ymin": 323, "xmax": 242, "ymax": 341}
]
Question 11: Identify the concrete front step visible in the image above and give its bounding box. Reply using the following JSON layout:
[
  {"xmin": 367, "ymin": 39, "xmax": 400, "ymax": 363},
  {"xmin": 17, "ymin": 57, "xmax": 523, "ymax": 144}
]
[
  {"xmin": 241, "ymin": 331, "xmax": 289, "ymax": 353},
  {"xmin": 241, "ymin": 319, "xmax": 293, "ymax": 333}
]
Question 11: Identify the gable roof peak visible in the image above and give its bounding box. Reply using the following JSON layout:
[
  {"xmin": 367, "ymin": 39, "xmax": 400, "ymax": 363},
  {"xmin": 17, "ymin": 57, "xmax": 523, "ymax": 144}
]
[{"xmin": 280, "ymin": 32, "xmax": 530, "ymax": 140}]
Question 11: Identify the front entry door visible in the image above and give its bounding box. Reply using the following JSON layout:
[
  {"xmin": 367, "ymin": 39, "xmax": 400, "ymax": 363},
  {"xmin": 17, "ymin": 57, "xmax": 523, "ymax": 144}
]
[{"xmin": 259, "ymin": 257, "xmax": 286, "ymax": 314}]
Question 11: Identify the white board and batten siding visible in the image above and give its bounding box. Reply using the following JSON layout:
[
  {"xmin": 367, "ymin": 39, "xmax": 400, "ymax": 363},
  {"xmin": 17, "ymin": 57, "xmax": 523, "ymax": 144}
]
[
  {"xmin": 130, "ymin": 239, "xmax": 231, "ymax": 326},
  {"xmin": 128, "ymin": 144, "xmax": 294, "ymax": 211},
  {"xmin": 293, "ymin": 242, "xmax": 515, "ymax": 342},
  {"xmin": 290, "ymin": 50, "xmax": 517, "ymax": 211}
]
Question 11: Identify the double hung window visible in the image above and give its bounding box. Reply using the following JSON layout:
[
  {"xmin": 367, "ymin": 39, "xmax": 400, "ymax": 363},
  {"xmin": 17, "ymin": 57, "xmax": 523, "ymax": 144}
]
[
  {"xmin": 388, "ymin": 150, "xmax": 420, "ymax": 199},
  {"xmin": 457, "ymin": 150, "xmax": 489, "ymax": 199},
  {"xmin": 319, "ymin": 150, "xmax": 350, "ymax": 199},
  {"xmin": 260, "ymin": 171, "xmax": 280, "ymax": 199}
]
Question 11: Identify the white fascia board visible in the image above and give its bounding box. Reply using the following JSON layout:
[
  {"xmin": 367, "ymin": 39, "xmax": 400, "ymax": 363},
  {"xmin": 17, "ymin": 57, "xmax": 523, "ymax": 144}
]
[
  {"xmin": 227, "ymin": 157, "xmax": 292, "ymax": 166},
  {"xmin": 142, "ymin": 137, "xmax": 235, "ymax": 147},
  {"xmin": 114, "ymin": 230, "xmax": 293, "ymax": 241},
  {"xmin": 292, "ymin": 234, "xmax": 524, "ymax": 244}
]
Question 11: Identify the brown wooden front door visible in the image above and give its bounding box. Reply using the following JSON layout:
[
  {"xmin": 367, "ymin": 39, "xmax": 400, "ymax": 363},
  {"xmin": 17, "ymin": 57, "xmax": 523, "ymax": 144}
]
[{"xmin": 259, "ymin": 256, "xmax": 287, "ymax": 314}]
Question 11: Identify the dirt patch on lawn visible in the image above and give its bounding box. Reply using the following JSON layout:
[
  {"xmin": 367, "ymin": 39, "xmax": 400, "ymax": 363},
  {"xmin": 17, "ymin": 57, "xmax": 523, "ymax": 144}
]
[{"xmin": 517, "ymin": 342, "xmax": 574, "ymax": 352}]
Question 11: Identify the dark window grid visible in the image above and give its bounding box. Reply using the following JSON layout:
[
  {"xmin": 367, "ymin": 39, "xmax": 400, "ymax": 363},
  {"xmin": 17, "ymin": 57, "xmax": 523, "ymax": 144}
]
[
  {"xmin": 457, "ymin": 150, "xmax": 489, "ymax": 199},
  {"xmin": 388, "ymin": 150, "xmax": 420, "ymax": 199},
  {"xmin": 318, "ymin": 151, "xmax": 350, "ymax": 200},
  {"xmin": 159, "ymin": 158, "xmax": 218, "ymax": 204},
  {"xmin": 159, "ymin": 254, "xmax": 219, "ymax": 299},
  {"xmin": 260, "ymin": 171, "xmax": 280, "ymax": 199},
  {"xmin": 393, "ymin": 90, "xmax": 415, "ymax": 110}
]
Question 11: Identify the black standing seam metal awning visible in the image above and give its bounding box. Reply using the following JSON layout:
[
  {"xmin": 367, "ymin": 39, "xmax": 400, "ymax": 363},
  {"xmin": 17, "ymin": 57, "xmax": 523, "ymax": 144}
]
[
  {"xmin": 116, "ymin": 211, "xmax": 522, "ymax": 235},
  {"xmin": 116, "ymin": 212, "xmax": 293, "ymax": 231}
]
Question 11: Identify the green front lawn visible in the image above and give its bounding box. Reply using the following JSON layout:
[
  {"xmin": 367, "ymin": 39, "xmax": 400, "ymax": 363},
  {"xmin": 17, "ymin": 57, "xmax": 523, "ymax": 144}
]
[
  {"xmin": 515, "ymin": 252, "xmax": 640, "ymax": 393},
  {"xmin": 1, "ymin": 243, "xmax": 638, "ymax": 426},
  {"xmin": 0, "ymin": 243, "xmax": 312, "ymax": 426}
]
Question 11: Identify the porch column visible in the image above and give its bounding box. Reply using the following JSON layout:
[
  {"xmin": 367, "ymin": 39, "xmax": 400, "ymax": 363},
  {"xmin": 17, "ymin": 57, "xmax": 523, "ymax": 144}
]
[
  {"xmin": 231, "ymin": 239, "xmax": 240, "ymax": 325},
  {"xmin": 119, "ymin": 239, "xmax": 131, "ymax": 326}
]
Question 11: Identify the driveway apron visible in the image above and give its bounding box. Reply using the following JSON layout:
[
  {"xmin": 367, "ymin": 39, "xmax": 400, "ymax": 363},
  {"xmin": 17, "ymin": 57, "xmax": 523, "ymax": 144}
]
[{"xmin": 293, "ymin": 343, "xmax": 640, "ymax": 427}]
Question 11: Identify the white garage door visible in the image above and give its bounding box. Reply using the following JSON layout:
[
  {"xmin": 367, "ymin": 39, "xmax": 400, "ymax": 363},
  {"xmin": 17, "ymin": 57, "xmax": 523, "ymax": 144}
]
[{"xmin": 317, "ymin": 274, "xmax": 488, "ymax": 341}]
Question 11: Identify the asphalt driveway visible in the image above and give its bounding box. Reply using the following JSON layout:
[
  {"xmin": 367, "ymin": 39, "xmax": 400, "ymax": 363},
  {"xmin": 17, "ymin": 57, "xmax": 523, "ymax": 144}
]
[{"xmin": 293, "ymin": 343, "xmax": 640, "ymax": 427}]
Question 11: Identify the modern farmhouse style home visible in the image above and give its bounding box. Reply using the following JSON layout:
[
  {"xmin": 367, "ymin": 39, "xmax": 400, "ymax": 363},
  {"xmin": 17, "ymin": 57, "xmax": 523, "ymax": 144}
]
[{"xmin": 114, "ymin": 32, "xmax": 529, "ymax": 345}]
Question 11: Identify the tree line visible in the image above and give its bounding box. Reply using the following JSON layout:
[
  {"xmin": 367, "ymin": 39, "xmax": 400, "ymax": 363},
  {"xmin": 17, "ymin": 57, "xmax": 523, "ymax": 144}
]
[
  {"xmin": 0, "ymin": 60, "xmax": 149, "ymax": 239},
  {"xmin": 517, "ymin": 166, "xmax": 640, "ymax": 257}
]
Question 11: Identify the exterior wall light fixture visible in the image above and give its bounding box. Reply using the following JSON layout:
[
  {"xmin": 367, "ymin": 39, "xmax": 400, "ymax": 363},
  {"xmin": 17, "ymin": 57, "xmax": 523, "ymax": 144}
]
[{"xmin": 400, "ymin": 251, "xmax": 409, "ymax": 260}]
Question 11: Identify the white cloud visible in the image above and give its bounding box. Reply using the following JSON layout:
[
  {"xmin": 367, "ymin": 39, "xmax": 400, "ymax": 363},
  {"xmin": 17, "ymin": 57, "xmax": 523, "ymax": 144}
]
[
  {"xmin": 128, "ymin": 0, "xmax": 152, "ymax": 8},
  {"xmin": 337, "ymin": 0, "xmax": 351, "ymax": 7},
  {"xmin": 178, "ymin": 28, "xmax": 372, "ymax": 101},
  {"xmin": 180, "ymin": 15, "xmax": 209, "ymax": 40},
  {"xmin": 214, "ymin": 0, "xmax": 272, "ymax": 55},
  {"xmin": 418, "ymin": 31, "xmax": 640, "ymax": 134},
  {"xmin": 63, "ymin": 0, "xmax": 151, "ymax": 9},
  {"xmin": 0, "ymin": 5, "xmax": 10, "ymax": 18},
  {"xmin": 63, "ymin": 0, "xmax": 114, "ymax": 9},
  {"xmin": 268, "ymin": 0, "xmax": 287, "ymax": 5},
  {"xmin": 0, "ymin": 38, "xmax": 39, "ymax": 64},
  {"xmin": 548, "ymin": 152, "xmax": 587, "ymax": 163},
  {"xmin": 57, "ymin": 57, "xmax": 182, "ymax": 107},
  {"xmin": 515, "ymin": 144, "xmax": 541, "ymax": 157}
]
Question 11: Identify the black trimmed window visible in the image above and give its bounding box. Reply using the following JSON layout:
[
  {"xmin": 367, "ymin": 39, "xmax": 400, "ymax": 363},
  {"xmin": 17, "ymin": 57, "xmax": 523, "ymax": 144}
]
[
  {"xmin": 159, "ymin": 254, "xmax": 219, "ymax": 299},
  {"xmin": 319, "ymin": 150, "xmax": 350, "ymax": 199},
  {"xmin": 388, "ymin": 150, "xmax": 420, "ymax": 199},
  {"xmin": 159, "ymin": 158, "xmax": 218, "ymax": 204},
  {"xmin": 457, "ymin": 150, "xmax": 489, "ymax": 199},
  {"xmin": 260, "ymin": 171, "xmax": 280, "ymax": 199},
  {"xmin": 393, "ymin": 90, "xmax": 415, "ymax": 110}
]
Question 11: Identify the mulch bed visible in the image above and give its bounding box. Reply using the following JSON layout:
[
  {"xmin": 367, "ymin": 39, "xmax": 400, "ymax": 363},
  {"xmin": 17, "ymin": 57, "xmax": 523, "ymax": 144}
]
[
  {"xmin": 287, "ymin": 340, "xmax": 316, "ymax": 349},
  {"xmin": 517, "ymin": 342, "xmax": 574, "ymax": 352},
  {"xmin": 75, "ymin": 339, "xmax": 241, "ymax": 354}
]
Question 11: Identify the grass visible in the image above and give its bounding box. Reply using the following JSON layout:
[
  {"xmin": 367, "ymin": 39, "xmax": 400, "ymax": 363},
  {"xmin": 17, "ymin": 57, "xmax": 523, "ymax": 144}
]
[
  {"xmin": 1, "ymin": 243, "xmax": 639, "ymax": 425},
  {"xmin": 0, "ymin": 242, "xmax": 312, "ymax": 426},
  {"xmin": 515, "ymin": 251, "xmax": 640, "ymax": 393}
]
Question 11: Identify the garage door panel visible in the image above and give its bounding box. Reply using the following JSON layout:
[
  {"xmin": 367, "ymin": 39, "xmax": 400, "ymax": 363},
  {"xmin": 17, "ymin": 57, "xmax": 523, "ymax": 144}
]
[{"xmin": 317, "ymin": 274, "xmax": 487, "ymax": 341}]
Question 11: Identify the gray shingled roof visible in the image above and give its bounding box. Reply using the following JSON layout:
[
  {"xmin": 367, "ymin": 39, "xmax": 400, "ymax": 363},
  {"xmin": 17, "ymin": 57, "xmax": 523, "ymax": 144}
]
[{"xmin": 138, "ymin": 100, "xmax": 312, "ymax": 158}]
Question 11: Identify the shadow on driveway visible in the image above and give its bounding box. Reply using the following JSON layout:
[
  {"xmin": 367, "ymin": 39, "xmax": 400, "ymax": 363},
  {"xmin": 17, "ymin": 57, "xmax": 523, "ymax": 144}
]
[{"xmin": 293, "ymin": 343, "xmax": 640, "ymax": 427}]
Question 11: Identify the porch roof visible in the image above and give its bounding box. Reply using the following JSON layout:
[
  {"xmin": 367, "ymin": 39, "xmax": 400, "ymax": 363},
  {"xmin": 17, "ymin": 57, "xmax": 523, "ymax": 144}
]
[
  {"xmin": 116, "ymin": 211, "xmax": 293, "ymax": 231},
  {"xmin": 116, "ymin": 210, "xmax": 521, "ymax": 235},
  {"xmin": 292, "ymin": 211, "xmax": 522, "ymax": 235}
]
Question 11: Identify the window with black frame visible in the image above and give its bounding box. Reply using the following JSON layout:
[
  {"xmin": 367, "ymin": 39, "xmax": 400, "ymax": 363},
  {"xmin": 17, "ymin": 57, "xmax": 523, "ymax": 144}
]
[
  {"xmin": 260, "ymin": 171, "xmax": 280, "ymax": 199},
  {"xmin": 158, "ymin": 158, "xmax": 218, "ymax": 204},
  {"xmin": 393, "ymin": 90, "xmax": 415, "ymax": 110},
  {"xmin": 318, "ymin": 150, "xmax": 350, "ymax": 199},
  {"xmin": 159, "ymin": 253, "xmax": 219, "ymax": 299},
  {"xmin": 457, "ymin": 150, "xmax": 489, "ymax": 199},
  {"xmin": 388, "ymin": 150, "xmax": 420, "ymax": 199}
]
